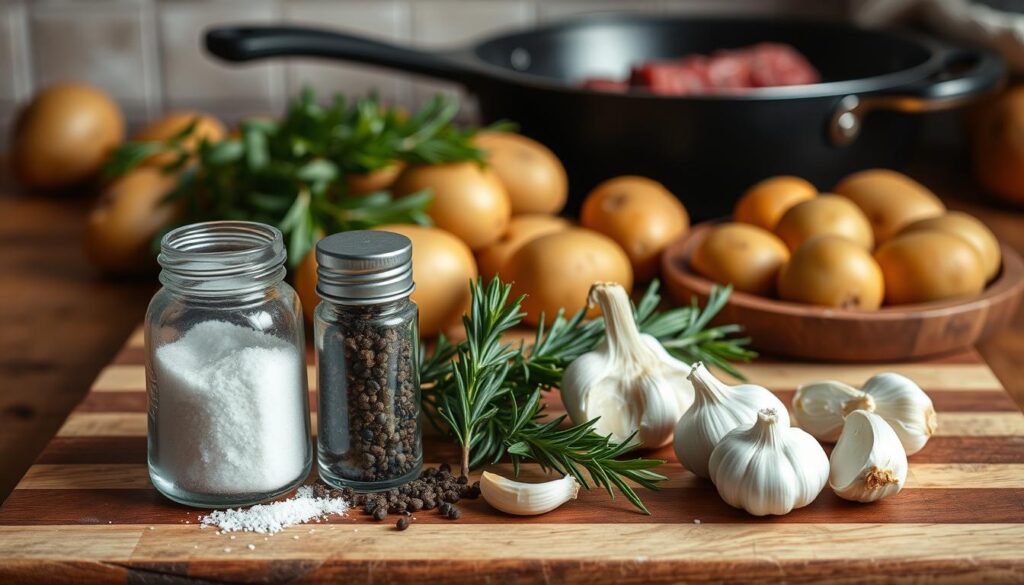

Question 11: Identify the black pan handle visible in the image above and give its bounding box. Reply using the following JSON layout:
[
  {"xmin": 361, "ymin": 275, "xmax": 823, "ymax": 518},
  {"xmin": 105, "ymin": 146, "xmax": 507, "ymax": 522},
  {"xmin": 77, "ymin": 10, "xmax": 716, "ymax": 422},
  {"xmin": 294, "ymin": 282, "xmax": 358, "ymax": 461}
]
[
  {"xmin": 829, "ymin": 47, "xmax": 1005, "ymax": 146},
  {"xmin": 206, "ymin": 26, "xmax": 475, "ymax": 83}
]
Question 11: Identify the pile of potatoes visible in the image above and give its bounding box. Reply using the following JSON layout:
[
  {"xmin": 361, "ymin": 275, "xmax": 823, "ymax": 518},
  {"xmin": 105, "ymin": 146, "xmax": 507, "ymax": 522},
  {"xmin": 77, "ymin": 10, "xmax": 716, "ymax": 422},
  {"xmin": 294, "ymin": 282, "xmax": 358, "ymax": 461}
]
[
  {"xmin": 692, "ymin": 170, "xmax": 1001, "ymax": 309},
  {"xmin": 8, "ymin": 82, "xmax": 228, "ymax": 273},
  {"xmin": 14, "ymin": 83, "xmax": 693, "ymax": 335},
  {"xmin": 296, "ymin": 135, "xmax": 691, "ymax": 336}
]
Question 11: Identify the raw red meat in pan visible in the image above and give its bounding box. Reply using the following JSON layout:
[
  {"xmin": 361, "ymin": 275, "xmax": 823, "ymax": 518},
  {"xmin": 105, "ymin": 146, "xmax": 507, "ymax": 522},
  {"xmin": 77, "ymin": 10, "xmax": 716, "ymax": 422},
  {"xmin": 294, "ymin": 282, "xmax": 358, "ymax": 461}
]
[
  {"xmin": 630, "ymin": 57, "xmax": 711, "ymax": 95},
  {"xmin": 748, "ymin": 43, "xmax": 820, "ymax": 87},
  {"xmin": 583, "ymin": 42, "xmax": 819, "ymax": 94}
]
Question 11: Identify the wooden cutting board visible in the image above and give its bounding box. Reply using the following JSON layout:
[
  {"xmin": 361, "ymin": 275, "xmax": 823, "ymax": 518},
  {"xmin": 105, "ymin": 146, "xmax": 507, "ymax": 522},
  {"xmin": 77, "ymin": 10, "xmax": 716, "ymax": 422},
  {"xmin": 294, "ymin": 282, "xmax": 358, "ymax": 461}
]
[{"xmin": 2, "ymin": 327, "xmax": 1023, "ymax": 584}]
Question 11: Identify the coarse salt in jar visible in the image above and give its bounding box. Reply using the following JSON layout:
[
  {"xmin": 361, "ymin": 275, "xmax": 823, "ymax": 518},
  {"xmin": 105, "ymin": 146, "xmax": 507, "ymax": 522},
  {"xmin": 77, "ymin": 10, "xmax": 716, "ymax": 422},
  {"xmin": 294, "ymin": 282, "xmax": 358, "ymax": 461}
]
[{"xmin": 145, "ymin": 221, "xmax": 312, "ymax": 507}]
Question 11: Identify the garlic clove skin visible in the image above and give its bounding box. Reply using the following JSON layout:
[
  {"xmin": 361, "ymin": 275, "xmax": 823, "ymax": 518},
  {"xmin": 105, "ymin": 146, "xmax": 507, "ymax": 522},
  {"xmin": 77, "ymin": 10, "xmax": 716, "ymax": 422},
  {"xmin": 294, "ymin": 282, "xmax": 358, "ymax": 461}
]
[
  {"xmin": 561, "ymin": 283, "xmax": 694, "ymax": 448},
  {"xmin": 673, "ymin": 362, "xmax": 790, "ymax": 479},
  {"xmin": 708, "ymin": 407, "xmax": 829, "ymax": 516},
  {"xmin": 829, "ymin": 410, "xmax": 908, "ymax": 502},
  {"xmin": 861, "ymin": 372, "xmax": 936, "ymax": 455},
  {"xmin": 792, "ymin": 380, "xmax": 864, "ymax": 442},
  {"xmin": 479, "ymin": 471, "xmax": 580, "ymax": 516},
  {"xmin": 792, "ymin": 373, "xmax": 936, "ymax": 455}
]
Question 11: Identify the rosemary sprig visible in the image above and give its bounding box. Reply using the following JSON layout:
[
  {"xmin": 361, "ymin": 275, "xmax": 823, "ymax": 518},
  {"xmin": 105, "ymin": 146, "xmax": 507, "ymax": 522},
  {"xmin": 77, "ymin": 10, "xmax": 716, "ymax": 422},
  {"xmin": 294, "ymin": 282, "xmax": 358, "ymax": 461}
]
[
  {"xmin": 420, "ymin": 276, "xmax": 754, "ymax": 514},
  {"xmin": 104, "ymin": 89, "xmax": 492, "ymax": 266},
  {"xmin": 643, "ymin": 283, "xmax": 754, "ymax": 380},
  {"xmin": 509, "ymin": 280, "xmax": 755, "ymax": 391},
  {"xmin": 505, "ymin": 403, "xmax": 667, "ymax": 515},
  {"xmin": 433, "ymin": 279, "xmax": 522, "ymax": 475}
]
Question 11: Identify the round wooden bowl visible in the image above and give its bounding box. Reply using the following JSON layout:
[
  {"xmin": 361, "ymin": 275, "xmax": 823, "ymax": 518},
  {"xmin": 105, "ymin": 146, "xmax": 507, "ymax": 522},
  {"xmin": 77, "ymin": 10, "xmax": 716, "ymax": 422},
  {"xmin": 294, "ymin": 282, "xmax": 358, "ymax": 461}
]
[{"xmin": 661, "ymin": 222, "xmax": 1024, "ymax": 362}]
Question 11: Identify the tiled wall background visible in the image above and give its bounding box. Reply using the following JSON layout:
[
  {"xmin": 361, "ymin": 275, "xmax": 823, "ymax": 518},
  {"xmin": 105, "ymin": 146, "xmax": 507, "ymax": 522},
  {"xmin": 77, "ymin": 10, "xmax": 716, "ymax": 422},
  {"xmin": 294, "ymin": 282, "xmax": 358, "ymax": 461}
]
[{"xmin": 0, "ymin": 0, "xmax": 848, "ymax": 142}]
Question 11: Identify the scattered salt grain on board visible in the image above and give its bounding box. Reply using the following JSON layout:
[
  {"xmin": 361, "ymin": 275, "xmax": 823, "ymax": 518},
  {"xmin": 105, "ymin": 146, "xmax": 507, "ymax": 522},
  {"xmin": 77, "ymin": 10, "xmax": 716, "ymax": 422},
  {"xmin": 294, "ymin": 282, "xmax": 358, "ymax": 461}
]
[{"xmin": 200, "ymin": 486, "xmax": 348, "ymax": 534}]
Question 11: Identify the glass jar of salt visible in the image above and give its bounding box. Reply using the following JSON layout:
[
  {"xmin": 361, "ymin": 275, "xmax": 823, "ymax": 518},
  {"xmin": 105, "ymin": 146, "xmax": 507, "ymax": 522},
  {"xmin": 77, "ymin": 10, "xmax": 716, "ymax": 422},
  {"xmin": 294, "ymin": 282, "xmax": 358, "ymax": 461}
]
[
  {"xmin": 313, "ymin": 230, "xmax": 423, "ymax": 491},
  {"xmin": 145, "ymin": 221, "xmax": 311, "ymax": 507}
]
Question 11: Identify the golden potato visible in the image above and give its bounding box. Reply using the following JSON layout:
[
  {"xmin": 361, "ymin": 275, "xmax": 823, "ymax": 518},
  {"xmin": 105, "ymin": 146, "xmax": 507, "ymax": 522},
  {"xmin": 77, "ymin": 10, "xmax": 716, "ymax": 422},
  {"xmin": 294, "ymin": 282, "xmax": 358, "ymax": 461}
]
[
  {"xmin": 774, "ymin": 195, "xmax": 874, "ymax": 252},
  {"xmin": 777, "ymin": 236, "xmax": 884, "ymax": 310},
  {"xmin": 83, "ymin": 167, "xmax": 179, "ymax": 273},
  {"xmin": 13, "ymin": 82, "xmax": 125, "ymax": 190},
  {"xmin": 294, "ymin": 248, "xmax": 320, "ymax": 324},
  {"xmin": 734, "ymin": 175, "xmax": 817, "ymax": 231},
  {"xmin": 899, "ymin": 211, "xmax": 1001, "ymax": 282},
  {"xmin": 476, "ymin": 214, "xmax": 570, "ymax": 281},
  {"xmin": 374, "ymin": 224, "xmax": 478, "ymax": 337},
  {"xmin": 874, "ymin": 231, "xmax": 986, "ymax": 305},
  {"xmin": 833, "ymin": 169, "xmax": 945, "ymax": 244},
  {"xmin": 475, "ymin": 131, "xmax": 568, "ymax": 215},
  {"xmin": 581, "ymin": 176, "xmax": 689, "ymax": 281},
  {"xmin": 970, "ymin": 85, "xmax": 1024, "ymax": 205},
  {"xmin": 506, "ymin": 228, "xmax": 632, "ymax": 326},
  {"xmin": 690, "ymin": 223, "xmax": 790, "ymax": 297},
  {"xmin": 345, "ymin": 162, "xmax": 405, "ymax": 196},
  {"xmin": 392, "ymin": 162, "xmax": 511, "ymax": 251},
  {"xmin": 134, "ymin": 111, "xmax": 226, "ymax": 167}
]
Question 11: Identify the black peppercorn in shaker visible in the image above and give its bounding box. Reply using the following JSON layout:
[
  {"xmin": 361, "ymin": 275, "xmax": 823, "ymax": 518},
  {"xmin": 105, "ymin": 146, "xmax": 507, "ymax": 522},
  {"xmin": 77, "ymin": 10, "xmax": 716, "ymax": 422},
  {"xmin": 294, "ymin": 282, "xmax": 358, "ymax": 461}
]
[{"xmin": 314, "ymin": 230, "xmax": 423, "ymax": 491}]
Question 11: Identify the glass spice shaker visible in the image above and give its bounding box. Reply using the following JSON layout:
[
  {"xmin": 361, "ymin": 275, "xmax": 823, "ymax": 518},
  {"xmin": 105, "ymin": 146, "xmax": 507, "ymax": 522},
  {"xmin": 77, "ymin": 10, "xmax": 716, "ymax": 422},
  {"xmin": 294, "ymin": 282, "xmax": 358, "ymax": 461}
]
[
  {"xmin": 145, "ymin": 221, "xmax": 312, "ymax": 508},
  {"xmin": 314, "ymin": 230, "xmax": 423, "ymax": 491}
]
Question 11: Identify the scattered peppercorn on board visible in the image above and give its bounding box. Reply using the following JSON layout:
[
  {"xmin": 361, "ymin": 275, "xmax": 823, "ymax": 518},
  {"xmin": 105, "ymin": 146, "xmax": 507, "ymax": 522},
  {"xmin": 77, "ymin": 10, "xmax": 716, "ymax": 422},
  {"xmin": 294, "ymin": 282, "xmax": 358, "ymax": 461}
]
[{"xmin": 2, "ymin": 327, "xmax": 1024, "ymax": 584}]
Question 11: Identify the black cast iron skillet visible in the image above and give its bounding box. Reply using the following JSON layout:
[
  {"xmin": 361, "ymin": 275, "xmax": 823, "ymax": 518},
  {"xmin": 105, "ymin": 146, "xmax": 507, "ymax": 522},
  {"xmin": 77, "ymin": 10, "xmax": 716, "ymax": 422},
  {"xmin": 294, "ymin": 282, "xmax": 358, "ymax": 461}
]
[{"xmin": 206, "ymin": 17, "xmax": 1004, "ymax": 218}]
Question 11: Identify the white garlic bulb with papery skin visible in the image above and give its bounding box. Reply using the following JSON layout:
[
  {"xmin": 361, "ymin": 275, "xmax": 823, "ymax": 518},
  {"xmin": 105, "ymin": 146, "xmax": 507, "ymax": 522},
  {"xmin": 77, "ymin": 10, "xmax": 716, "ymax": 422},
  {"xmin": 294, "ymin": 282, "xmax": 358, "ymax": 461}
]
[
  {"xmin": 561, "ymin": 282, "xmax": 694, "ymax": 448},
  {"xmin": 708, "ymin": 408, "xmax": 829, "ymax": 516},
  {"xmin": 673, "ymin": 362, "xmax": 789, "ymax": 478},
  {"xmin": 829, "ymin": 410, "xmax": 908, "ymax": 503},
  {"xmin": 793, "ymin": 372, "xmax": 936, "ymax": 454}
]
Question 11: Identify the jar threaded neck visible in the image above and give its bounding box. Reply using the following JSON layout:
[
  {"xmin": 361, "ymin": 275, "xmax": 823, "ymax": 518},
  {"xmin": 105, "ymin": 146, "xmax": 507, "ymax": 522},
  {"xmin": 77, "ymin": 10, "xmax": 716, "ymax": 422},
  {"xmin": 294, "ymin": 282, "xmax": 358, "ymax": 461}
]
[{"xmin": 158, "ymin": 221, "xmax": 287, "ymax": 297}]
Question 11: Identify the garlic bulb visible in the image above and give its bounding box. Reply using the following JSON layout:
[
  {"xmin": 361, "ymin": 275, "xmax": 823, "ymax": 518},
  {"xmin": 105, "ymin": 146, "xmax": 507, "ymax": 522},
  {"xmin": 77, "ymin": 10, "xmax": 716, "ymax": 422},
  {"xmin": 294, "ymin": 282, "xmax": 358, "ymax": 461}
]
[
  {"xmin": 561, "ymin": 282, "xmax": 693, "ymax": 447},
  {"xmin": 479, "ymin": 471, "xmax": 579, "ymax": 515},
  {"xmin": 793, "ymin": 372, "xmax": 936, "ymax": 454},
  {"xmin": 708, "ymin": 407, "xmax": 829, "ymax": 516},
  {"xmin": 829, "ymin": 410, "xmax": 908, "ymax": 503},
  {"xmin": 673, "ymin": 362, "xmax": 790, "ymax": 478}
]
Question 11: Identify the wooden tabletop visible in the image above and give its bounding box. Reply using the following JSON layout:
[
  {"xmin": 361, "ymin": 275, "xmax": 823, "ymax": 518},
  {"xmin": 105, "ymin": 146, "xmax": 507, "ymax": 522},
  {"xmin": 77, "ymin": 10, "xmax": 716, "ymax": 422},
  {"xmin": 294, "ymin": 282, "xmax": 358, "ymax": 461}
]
[
  {"xmin": 2, "ymin": 329, "xmax": 1023, "ymax": 583},
  {"xmin": 0, "ymin": 152, "xmax": 1023, "ymax": 583}
]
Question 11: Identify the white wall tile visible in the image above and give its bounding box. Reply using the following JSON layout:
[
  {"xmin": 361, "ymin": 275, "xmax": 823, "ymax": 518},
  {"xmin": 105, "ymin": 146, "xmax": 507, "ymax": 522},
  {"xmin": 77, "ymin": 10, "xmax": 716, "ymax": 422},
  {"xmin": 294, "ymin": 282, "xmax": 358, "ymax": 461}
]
[
  {"xmin": 412, "ymin": 0, "xmax": 535, "ymax": 48},
  {"xmin": 0, "ymin": 1, "xmax": 30, "ymax": 105},
  {"xmin": 0, "ymin": 0, "xmax": 28, "ymax": 149},
  {"xmin": 284, "ymin": 0, "xmax": 411, "ymax": 107},
  {"xmin": 157, "ymin": 0, "xmax": 284, "ymax": 114},
  {"xmin": 538, "ymin": 0, "xmax": 662, "ymax": 23},
  {"xmin": 411, "ymin": 0, "xmax": 536, "ymax": 121},
  {"xmin": 27, "ymin": 0, "xmax": 159, "ymax": 119}
]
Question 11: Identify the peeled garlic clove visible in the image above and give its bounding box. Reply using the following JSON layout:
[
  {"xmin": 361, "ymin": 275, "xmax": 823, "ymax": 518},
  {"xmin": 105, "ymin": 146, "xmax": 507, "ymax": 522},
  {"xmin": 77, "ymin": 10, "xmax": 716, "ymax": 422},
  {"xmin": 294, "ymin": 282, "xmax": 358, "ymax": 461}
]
[
  {"xmin": 829, "ymin": 410, "xmax": 908, "ymax": 502},
  {"xmin": 479, "ymin": 471, "xmax": 579, "ymax": 516},
  {"xmin": 708, "ymin": 408, "xmax": 829, "ymax": 516},
  {"xmin": 561, "ymin": 282, "xmax": 694, "ymax": 447},
  {"xmin": 792, "ymin": 380, "xmax": 867, "ymax": 442},
  {"xmin": 673, "ymin": 362, "xmax": 790, "ymax": 479},
  {"xmin": 862, "ymin": 372, "xmax": 936, "ymax": 455}
]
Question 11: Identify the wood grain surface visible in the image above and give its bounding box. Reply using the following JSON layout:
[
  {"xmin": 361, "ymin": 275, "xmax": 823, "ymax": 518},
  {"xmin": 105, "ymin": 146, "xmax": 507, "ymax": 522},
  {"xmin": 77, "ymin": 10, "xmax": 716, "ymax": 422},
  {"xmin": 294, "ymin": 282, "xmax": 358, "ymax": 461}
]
[
  {"xmin": 1, "ymin": 327, "xmax": 1023, "ymax": 584},
  {"xmin": 2, "ymin": 153, "xmax": 1024, "ymax": 584},
  {"xmin": 0, "ymin": 185, "xmax": 154, "ymax": 503},
  {"xmin": 3, "ymin": 153, "xmax": 1024, "ymax": 503}
]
